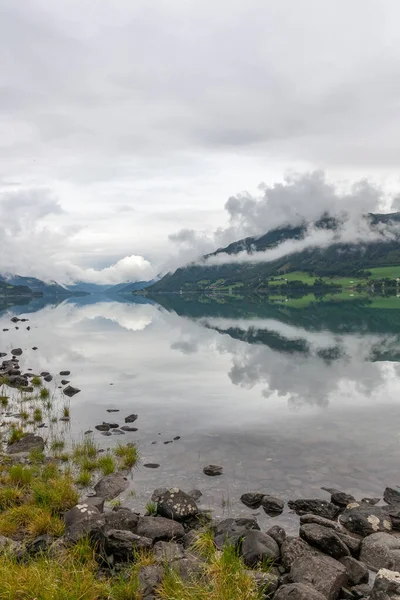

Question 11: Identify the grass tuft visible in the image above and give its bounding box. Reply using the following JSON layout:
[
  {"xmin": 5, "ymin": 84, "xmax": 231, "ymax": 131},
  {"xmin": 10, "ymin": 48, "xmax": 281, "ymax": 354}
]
[
  {"xmin": 40, "ymin": 387, "xmax": 50, "ymax": 400},
  {"xmin": 114, "ymin": 443, "xmax": 139, "ymax": 469},
  {"xmin": 97, "ymin": 453, "xmax": 116, "ymax": 476},
  {"xmin": 8, "ymin": 465, "xmax": 34, "ymax": 487},
  {"xmin": 145, "ymin": 501, "xmax": 157, "ymax": 516},
  {"xmin": 8, "ymin": 425, "xmax": 25, "ymax": 445},
  {"xmin": 75, "ymin": 470, "xmax": 91, "ymax": 487},
  {"xmin": 31, "ymin": 376, "xmax": 42, "ymax": 387}
]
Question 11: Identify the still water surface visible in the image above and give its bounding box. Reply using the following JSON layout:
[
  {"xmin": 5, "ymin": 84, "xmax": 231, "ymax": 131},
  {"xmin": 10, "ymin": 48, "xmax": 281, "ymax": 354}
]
[{"xmin": 1, "ymin": 294, "xmax": 400, "ymax": 531}]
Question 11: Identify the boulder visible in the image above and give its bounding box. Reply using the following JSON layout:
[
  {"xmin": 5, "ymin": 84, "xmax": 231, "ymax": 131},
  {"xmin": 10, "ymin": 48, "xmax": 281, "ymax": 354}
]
[
  {"xmin": 80, "ymin": 496, "xmax": 105, "ymax": 513},
  {"xmin": 44, "ymin": 375, "xmax": 53, "ymax": 382},
  {"xmin": 136, "ymin": 516, "xmax": 185, "ymax": 542},
  {"xmin": 11, "ymin": 348, "xmax": 22, "ymax": 356},
  {"xmin": 361, "ymin": 497, "xmax": 380, "ymax": 505},
  {"xmin": 340, "ymin": 503, "xmax": 392, "ymax": 536},
  {"xmin": 138, "ymin": 564, "xmax": 164, "ymax": 599},
  {"xmin": 153, "ymin": 541, "xmax": 185, "ymax": 563},
  {"xmin": 337, "ymin": 532, "xmax": 361, "ymax": 558},
  {"xmin": 103, "ymin": 508, "xmax": 139, "ymax": 532},
  {"xmin": 7, "ymin": 433, "xmax": 44, "ymax": 454},
  {"xmin": 384, "ymin": 487, "xmax": 400, "ymax": 506},
  {"xmin": 280, "ymin": 536, "xmax": 318, "ymax": 571},
  {"xmin": 267, "ymin": 525, "xmax": 286, "ymax": 547},
  {"xmin": 273, "ymin": 583, "xmax": 327, "ymax": 600},
  {"xmin": 59, "ymin": 370, "xmax": 70, "ymax": 376},
  {"xmin": 290, "ymin": 553, "xmax": 347, "ymax": 600},
  {"xmin": 241, "ymin": 530, "xmax": 279, "ymax": 567},
  {"xmin": 300, "ymin": 514, "xmax": 339, "ymax": 530},
  {"xmin": 388, "ymin": 506, "xmax": 400, "ymax": 531},
  {"xmin": 102, "ymin": 529, "xmax": 152, "ymax": 561},
  {"xmin": 125, "ymin": 414, "xmax": 138, "ymax": 423},
  {"xmin": 360, "ymin": 532, "xmax": 400, "ymax": 571},
  {"xmin": 288, "ymin": 499, "xmax": 338, "ymax": 520},
  {"xmin": 156, "ymin": 488, "xmax": 198, "ymax": 521},
  {"xmin": 240, "ymin": 492, "xmax": 264, "ymax": 509},
  {"xmin": 94, "ymin": 473, "xmax": 129, "ymax": 500},
  {"xmin": 350, "ymin": 583, "xmax": 372, "ymax": 598},
  {"xmin": 188, "ymin": 489, "xmax": 202, "ymax": 501},
  {"xmin": 331, "ymin": 492, "xmax": 356, "ymax": 508},
  {"xmin": 213, "ymin": 517, "xmax": 260, "ymax": 549},
  {"xmin": 370, "ymin": 568, "xmax": 400, "ymax": 600},
  {"xmin": 120, "ymin": 426, "xmax": 138, "ymax": 432},
  {"xmin": 64, "ymin": 503, "xmax": 105, "ymax": 543},
  {"xmin": 203, "ymin": 465, "xmax": 223, "ymax": 476},
  {"xmin": 247, "ymin": 570, "xmax": 279, "ymax": 596},
  {"xmin": 262, "ymin": 495, "xmax": 284, "ymax": 516},
  {"xmin": 300, "ymin": 523, "xmax": 350, "ymax": 559},
  {"xmin": 339, "ymin": 556, "xmax": 369, "ymax": 586},
  {"xmin": 63, "ymin": 385, "xmax": 80, "ymax": 397}
]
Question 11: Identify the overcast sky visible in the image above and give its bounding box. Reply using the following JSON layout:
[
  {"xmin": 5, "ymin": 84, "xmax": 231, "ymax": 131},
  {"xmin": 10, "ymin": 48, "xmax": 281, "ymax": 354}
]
[{"xmin": 2, "ymin": 0, "xmax": 400, "ymax": 283}]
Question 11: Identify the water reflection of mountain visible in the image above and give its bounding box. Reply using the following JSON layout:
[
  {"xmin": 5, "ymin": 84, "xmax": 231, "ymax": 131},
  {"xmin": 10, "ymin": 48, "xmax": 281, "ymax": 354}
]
[{"xmin": 153, "ymin": 293, "xmax": 400, "ymax": 334}]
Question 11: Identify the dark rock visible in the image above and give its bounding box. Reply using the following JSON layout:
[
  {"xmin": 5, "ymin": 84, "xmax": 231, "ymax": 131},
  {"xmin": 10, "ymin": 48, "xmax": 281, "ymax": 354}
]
[
  {"xmin": 340, "ymin": 503, "xmax": 392, "ymax": 536},
  {"xmin": 291, "ymin": 553, "xmax": 347, "ymax": 600},
  {"xmin": 350, "ymin": 583, "xmax": 372, "ymax": 598},
  {"xmin": 63, "ymin": 385, "xmax": 80, "ymax": 397},
  {"xmin": 103, "ymin": 422, "xmax": 119, "ymax": 428},
  {"xmin": 120, "ymin": 426, "xmax": 138, "ymax": 432},
  {"xmin": 32, "ymin": 346, "xmax": 38, "ymax": 350},
  {"xmin": 136, "ymin": 516, "xmax": 185, "ymax": 542},
  {"xmin": 151, "ymin": 488, "xmax": 168, "ymax": 502},
  {"xmin": 300, "ymin": 523, "xmax": 350, "ymax": 559},
  {"xmin": 94, "ymin": 473, "xmax": 129, "ymax": 500},
  {"xmin": 0, "ymin": 353, "xmax": 6, "ymax": 358},
  {"xmin": 213, "ymin": 517, "xmax": 260, "ymax": 549},
  {"xmin": 138, "ymin": 565, "xmax": 164, "ymax": 598},
  {"xmin": 40, "ymin": 372, "xmax": 49, "ymax": 377},
  {"xmin": 59, "ymin": 371, "xmax": 70, "ymax": 376},
  {"xmin": 246, "ymin": 570, "xmax": 279, "ymax": 596},
  {"xmin": 157, "ymin": 488, "xmax": 198, "ymax": 521},
  {"xmin": 3, "ymin": 329, "xmax": 9, "ymax": 332},
  {"xmin": 339, "ymin": 556, "xmax": 369, "ymax": 586},
  {"xmin": 101, "ymin": 432, "xmax": 112, "ymax": 436},
  {"xmin": 81, "ymin": 496, "xmax": 105, "ymax": 513},
  {"xmin": 144, "ymin": 463, "xmax": 160, "ymax": 469},
  {"xmin": 361, "ymin": 497, "xmax": 380, "ymax": 505},
  {"xmin": 102, "ymin": 529, "xmax": 152, "ymax": 561},
  {"xmin": 26, "ymin": 326, "xmax": 30, "ymax": 331},
  {"xmin": 125, "ymin": 414, "xmax": 138, "ymax": 423},
  {"xmin": 8, "ymin": 433, "xmax": 44, "ymax": 454},
  {"xmin": 262, "ymin": 494, "xmax": 284, "ymax": 516},
  {"xmin": 61, "ymin": 380, "xmax": 70, "ymax": 385},
  {"xmin": 153, "ymin": 540, "xmax": 185, "ymax": 563},
  {"xmin": 106, "ymin": 409, "xmax": 119, "ymax": 413},
  {"xmin": 44, "ymin": 375, "xmax": 53, "ymax": 382},
  {"xmin": 26, "ymin": 535, "xmax": 54, "ymax": 555},
  {"xmin": 330, "ymin": 492, "xmax": 356, "ymax": 508},
  {"xmin": 188, "ymin": 489, "xmax": 202, "ymax": 501},
  {"xmin": 384, "ymin": 487, "xmax": 400, "ymax": 506},
  {"xmin": 288, "ymin": 498, "xmax": 339, "ymax": 520},
  {"xmin": 360, "ymin": 532, "xmax": 400, "ymax": 571},
  {"xmin": 300, "ymin": 513, "xmax": 339, "ymax": 530},
  {"xmin": 388, "ymin": 505, "xmax": 400, "ymax": 530},
  {"xmin": 370, "ymin": 568, "xmax": 400, "ymax": 600},
  {"xmin": 240, "ymin": 492, "xmax": 264, "ymax": 509},
  {"xmin": 104, "ymin": 508, "xmax": 139, "ymax": 532},
  {"xmin": 10, "ymin": 317, "xmax": 19, "ymax": 323},
  {"xmin": 337, "ymin": 532, "xmax": 361, "ymax": 558},
  {"xmin": 173, "ymin": 436, "xmax": 181, "ymax": 440},
  {"xmin": 84, "ymin": 430, "xmax": 93, "ymax": 434},
  {"xmin": 164, "ymin": 440, "xmax": 172, "ymax": 444},
  {"xmin": 11, "ymin": 348, "xmax": 22, "ymax": 356},
  {"xmin": 281, "ymin": 536, "xmax": 318, "ymax": 571},
  {"xmin": 95, "ymin": 424, "xmax": 110, "ymax": 431},
  {"xmin": 273, "ymin": 583, "xmax": 327, "ymax": 600},
  {"xmin": 241, "ymin": 530, "xmax": 280, "ymax": 567},
  {"xmin": 64, "ymin": 503, "xmax": 106, "ymax": 543},
  {"xmin": 203, "ymin": 465, "xmax": 223, "ymax": 476},
  {"xmin": 267, "ymin": 525, "xmax": 286, "ymax": 547}
]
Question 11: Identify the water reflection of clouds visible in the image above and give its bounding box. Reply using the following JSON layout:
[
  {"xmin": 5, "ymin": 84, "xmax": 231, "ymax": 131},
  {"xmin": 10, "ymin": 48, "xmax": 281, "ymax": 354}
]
[{"xmin": 171, "ymin": 315, "xmax": 400, "ymax": 409}]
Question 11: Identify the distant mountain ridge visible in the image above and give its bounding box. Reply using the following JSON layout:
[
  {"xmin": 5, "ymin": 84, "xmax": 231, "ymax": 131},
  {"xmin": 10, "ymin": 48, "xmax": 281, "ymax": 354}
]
[{"xmin": 150, "ymin": 211, "xmax": 400, "ymax": 292}]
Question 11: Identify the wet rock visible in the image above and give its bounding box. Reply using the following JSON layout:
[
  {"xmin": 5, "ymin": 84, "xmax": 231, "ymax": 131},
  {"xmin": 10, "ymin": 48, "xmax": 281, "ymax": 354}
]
[
  {"xmin": 203, "ymin": 464, "xmax": 223, "ymax": 476},
  {"xmin": 340, "ymin": 556, "xmax": 369, "ymax": 586},
  {"xmin": 136, "ymin": 516, "xmax": 185, "ymax": 542},
  {"xmin": 94, "ymin": 473, "xmax": 129, "ymax": 500},
  {"xmin": 337, "ymin": 532, "xmax": 361, "ymax": 558},
  {"xmin": 153, "ymin": 540, "xmax": 185, "ymax": 563},
  {"xmin": 43, "ymin": 374, "xmax": 53, "ymax": 382},
  {"xmin": 291, "ymin": 553, "xmax": 347, "ymax": 600},
  {"xmin": 95, "ymin": 424, "xmax": 110, "ymax": 431},
  {"xmin": 8, "ymin": 433, "xmax": 44, "ymax": 454},
  {"xmin": 103, "ymin": 422, "xmax": 119, "ymax": 428},
  {"xmin": 300, "ymin": 513, "xmax": 339, "ymax": 530},
  {"xmin": 144, "ymin": 463, "xmax": 160, "ymax": 469},
  {"xmin": 2, "ymin": 329, "xmax": 9, "ymax": 332},
  {"xmin": 104, "ymin": 508, "xmax": 139, "ymax": 532},
  {"xmin": 384, "ymin": 487, "xmax": 400, "ymax": 506},
  {"xmin": 125, "ymin": 414, "xmax": 138, "ymax": 423},
  {"xmin": 106, "ymin": 409, "xmax": 119, "ymax": 413},
  {"xmin": 61, "ymin": 380, "xmax": 70, "ymax": 385},
  {"xmin": 370, "ymin": 568, "xmax": 400, "ymax": 600},
  {"xmin": 101, "ymin": 431, "xmax": 112, "ymax": 436},
  {"xmin": 362, "ymin": 497, "xmax": 380, "ymax": 505},
  {"xmin": 267, "ymin": 525, "xmax": 286, "ymax": 547},
  {"xmin": 340, "ymin": 503, "xmax": 392, "ymax": 536},
  {"xmin": 103, "ymin": 529, "xmax": 152, "ymax": 561},
  {"xmin": 157, "ymin": 488, "xmax": 198, "ymax": 521},
  {"xmin": 120, "ymin": 426, "xmax": 138, "ymax": 432},
  {"xmin": 40, "ymin": 371, "xmax": 50, "ymax": 377},
  {"xmin": 11, "ymin": 348, "xmax": 22, "ymax": 356},
  {"xmin": 281, "ymin": 536, "xmax": 318, "ymax": 571},
  {"xmin": 273, "ymin": 583, "xmax": 327, "ymax": 600},
  {"xmin": 10, "ymin": 317, "xmax": 19, "ymax": 323},
  {"xmin": 64, "ymin": 503, "xmax": 106, "ymax": 543},
  {"xmin": 173, "ymin": 436, "xmax": 181, "ymax": 440},
  {"xmin": 63, "ymin": 385, "xmax": 80, "ymax": 397},
  {"xmin": 241, "ymin": 530, "xmax": 280, "ymax": 567},
  {"xmin": 32, "ymin": 346, "xmax": 38, "ymax": 350},
  {"xmin": 288, "ymin": 498, "xmax": 339, "ymax": 520},
  {"xmin": 0, "ymin": 353, "xmax": 6, "ymax": 358},
  {"xmin": 360, "ymin": 532, "xmax": 400, "ymax": 571},
  {"xmin": 59, "ymin": 371, "xmax": 70, "ymax": 376},
  {"xmin": 300, "ymin": 523, "xmax": 350, "ymax": 559},
  {"xmin": 188, "ymin": 489, "xmax": 202, "ymax": 501},
  {"xmin": 26, "ymin": 326, "xmax": 30, "ymax": 331},
  {"xmin": 240, "ymin": 492, "xmax": 264, "ymax": 509},
  {"xmin": 331, "ymin": 492, "xmax": 356, "ymax": 508},
  {"xmin": 262, "ymin": 494, "xmax": 284, "ymax": 516},
  {"xmin": 164, "ymin": 440, "xmax": 172, "ymax": 444}
]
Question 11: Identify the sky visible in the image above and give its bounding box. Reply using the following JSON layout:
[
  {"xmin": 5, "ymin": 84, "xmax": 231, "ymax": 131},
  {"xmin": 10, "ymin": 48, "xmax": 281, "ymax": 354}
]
[{"xmin": 2, "ymin": 0, "xmax": 400, "ymax": 283}]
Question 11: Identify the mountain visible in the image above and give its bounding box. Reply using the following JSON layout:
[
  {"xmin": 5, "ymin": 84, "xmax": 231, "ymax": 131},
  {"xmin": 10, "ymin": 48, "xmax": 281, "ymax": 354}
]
[
  {"xmin": 66, "ymin": 282, "xmax": 111, "ymax": 294},
  {"xmin": 0, "ymin": 275, "xmax": 86, "ymax": 296},
  {"xmin": 0, "ymin": 279, "xmax": 39, "ymax": 298},
  {"xmin": 106, "ymin": 279, "xmax": 159, "ymax": 294},
  {"xmin": 150, "ymin": 212, "xmax": 400, "ymax": 292}
]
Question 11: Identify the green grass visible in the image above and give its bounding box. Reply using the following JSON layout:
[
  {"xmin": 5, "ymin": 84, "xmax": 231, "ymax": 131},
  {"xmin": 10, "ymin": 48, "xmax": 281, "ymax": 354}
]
[
  {"xmin": 368, "ymin": 266, "xmax": 400, "ymax": 279},
  {"xmin": 75, "ymin": 470, "xmax": 91, "ymax": 486},
  {"xmin": 8, "ymin": 465, "xmax": 34, "ymax": 487},
  {"xmin": 50, "ymin": 438, "xmax": 65, "ymax": 453},
  {"xmin": 40, "ymin": 387, "xmax": 50, "ymax": 400},
  {"xmin": 63, "ymin": 405, "xmax": 70, "ymax": 418},
  {"xmin": 0, "ymin": 396, "xmax": 8, "ymax": 408},
  {"xmin": 114, "ymin": 443, "xmax": 139, "ymax": 469},
  {"xmin": 97, "ymin": 453, "xmax": 116, "ymax": 475},
  {"xmin": 145, "ymin": 501, "xmax": 157, "ymax": 515},
  {"xmin": 31, "ymin": 376, "xmax": 42, "ymax": 387},
  {"xmin": 8, "ymin": 425, "xmax": 25, "ymax": 445},
  {"xmin": 33, "ymin": 407, "xmax": 43, "ymax": 422}
]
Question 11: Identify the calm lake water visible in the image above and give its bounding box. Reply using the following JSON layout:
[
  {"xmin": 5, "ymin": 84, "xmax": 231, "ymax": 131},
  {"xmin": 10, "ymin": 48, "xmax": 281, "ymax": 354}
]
[{"xmin": 1, "ymin": 293, "xmax": 400, "ymax": 531}]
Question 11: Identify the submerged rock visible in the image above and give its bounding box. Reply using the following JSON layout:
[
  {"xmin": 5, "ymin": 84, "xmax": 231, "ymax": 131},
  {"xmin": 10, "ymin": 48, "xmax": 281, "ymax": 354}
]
[
  {"xmin": 125, "ymin": 414, "xmax": 138, "ymax": 423},
  {"xmin": 203, "ymin": 464, "xmax": 223, "ymax": 476},
  {"xmin": 120, "ymin": 426, "xmax": 138, "ymax": 432},
  {"xmin": 63, "ymin": 385, "xmax": 80, "ymax": 397},
  {"xmin": 262, "ymin": 494, "xmax": 284, "ymax": 516},
  {"xmin": 240, "ymin": 492, "xmax": 264, "ymax": 509},
  {"xmin": 59, "ymin": 370, "xmax": 71, "ymax": 376}
]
